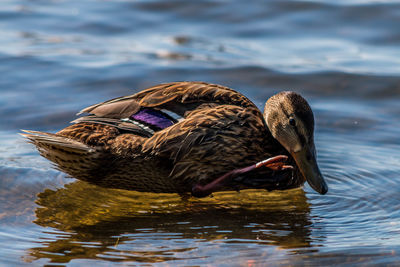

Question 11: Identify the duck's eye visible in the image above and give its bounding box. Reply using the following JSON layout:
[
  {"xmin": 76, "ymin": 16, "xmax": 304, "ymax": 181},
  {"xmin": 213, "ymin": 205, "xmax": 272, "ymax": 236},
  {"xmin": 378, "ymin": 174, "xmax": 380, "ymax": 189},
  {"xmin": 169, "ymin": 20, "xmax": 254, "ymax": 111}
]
[{"xmin": 289, "ymin": 118, "xmax": 296, "ymax": 126}]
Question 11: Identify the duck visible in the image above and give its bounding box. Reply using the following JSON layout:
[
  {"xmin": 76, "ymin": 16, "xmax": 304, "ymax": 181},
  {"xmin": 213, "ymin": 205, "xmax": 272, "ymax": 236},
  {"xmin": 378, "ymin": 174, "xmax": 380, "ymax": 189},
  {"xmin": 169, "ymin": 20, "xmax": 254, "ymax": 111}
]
[{"xmin": 22, "ymin": 81, "xmax": 328, "ymax": 197}]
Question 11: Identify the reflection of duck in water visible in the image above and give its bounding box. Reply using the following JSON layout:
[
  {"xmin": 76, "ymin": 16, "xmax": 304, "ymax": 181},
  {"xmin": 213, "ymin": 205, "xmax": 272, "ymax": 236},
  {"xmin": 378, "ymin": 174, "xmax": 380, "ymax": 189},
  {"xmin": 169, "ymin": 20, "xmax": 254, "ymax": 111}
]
[
  {"xmin": 22, "ymin": 82, "xmax": 327, "ymax": 197},
  {"xmin": 30, "ymin": 182, "xmax": 314, "ymax": 264}
]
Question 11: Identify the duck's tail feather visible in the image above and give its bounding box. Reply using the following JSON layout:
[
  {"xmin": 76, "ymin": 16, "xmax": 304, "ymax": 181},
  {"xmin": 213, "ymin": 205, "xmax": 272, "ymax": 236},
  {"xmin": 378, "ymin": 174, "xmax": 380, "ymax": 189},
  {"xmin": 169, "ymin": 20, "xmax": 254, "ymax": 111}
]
[
  {"xmin": 20, "ymin": 130, "xmax": 102, "ymax": 178},
  {"xmin": 20, "ymin": 130, "xmax": 94, "ymax": 154}
]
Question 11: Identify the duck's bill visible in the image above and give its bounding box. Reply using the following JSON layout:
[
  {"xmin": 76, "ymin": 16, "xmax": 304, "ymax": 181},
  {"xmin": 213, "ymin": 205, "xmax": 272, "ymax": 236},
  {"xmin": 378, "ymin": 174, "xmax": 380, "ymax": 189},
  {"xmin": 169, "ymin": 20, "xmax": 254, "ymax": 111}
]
[{"xmin": 292, "ymin": 146, "xmax": 328, "ymax": 195}]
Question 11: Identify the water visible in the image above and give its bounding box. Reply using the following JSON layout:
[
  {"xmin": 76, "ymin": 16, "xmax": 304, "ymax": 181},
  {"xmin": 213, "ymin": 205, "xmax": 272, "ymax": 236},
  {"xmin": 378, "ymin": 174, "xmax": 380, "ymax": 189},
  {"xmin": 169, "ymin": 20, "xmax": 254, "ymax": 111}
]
[{"xmin": 1, "ymin": 0, "xmax": 400, "ymax": 265}]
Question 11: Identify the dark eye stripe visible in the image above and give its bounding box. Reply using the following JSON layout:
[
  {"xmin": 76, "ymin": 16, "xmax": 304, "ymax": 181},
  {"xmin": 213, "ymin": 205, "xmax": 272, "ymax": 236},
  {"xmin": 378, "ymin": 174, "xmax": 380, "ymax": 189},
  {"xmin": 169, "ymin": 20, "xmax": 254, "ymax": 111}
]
[
  {"xmin": 279, "ymin": 103, "xmax": 308, "ymax": 147},
  {"xmin": 292, "ymin": 123, "xmax": 306, "ymax": 148}
]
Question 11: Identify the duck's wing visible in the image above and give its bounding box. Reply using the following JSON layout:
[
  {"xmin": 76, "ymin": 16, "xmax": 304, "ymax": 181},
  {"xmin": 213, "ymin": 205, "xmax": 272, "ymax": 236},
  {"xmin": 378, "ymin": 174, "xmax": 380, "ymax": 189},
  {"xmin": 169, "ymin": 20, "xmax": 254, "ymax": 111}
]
[
  {"xmin": 78, "ymin": 81, "xmax": 257, "ymax": 118},
  {"xmin": 71, "ymin": 116, "xmax": 156, "ymax": 138},
  {"xmin": 74, "ymin": 82, "xmax": 259, "ymax": 138}
]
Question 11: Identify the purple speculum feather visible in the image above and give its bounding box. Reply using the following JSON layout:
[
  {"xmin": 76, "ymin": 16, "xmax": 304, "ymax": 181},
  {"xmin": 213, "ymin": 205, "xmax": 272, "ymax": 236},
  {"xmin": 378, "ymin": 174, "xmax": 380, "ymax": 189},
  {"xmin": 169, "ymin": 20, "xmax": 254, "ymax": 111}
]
[{"xmin": 131, "ymin": 108, "xmax": 175, "ymax": 129}]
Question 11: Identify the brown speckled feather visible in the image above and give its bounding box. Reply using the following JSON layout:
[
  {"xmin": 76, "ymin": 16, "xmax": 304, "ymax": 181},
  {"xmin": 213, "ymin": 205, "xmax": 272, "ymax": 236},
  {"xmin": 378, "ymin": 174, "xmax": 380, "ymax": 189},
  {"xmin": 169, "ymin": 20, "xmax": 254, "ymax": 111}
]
[
  {"xmin": 22, "ymin": 82, "xmax": 304, "ymax": 194},
  {"xmin": 79, "ymin": 81, "xmax": 257, "ymax": 118},
  {"xmin": 140, "ymin": 104, "xmax": 282, "ymax": 190}
]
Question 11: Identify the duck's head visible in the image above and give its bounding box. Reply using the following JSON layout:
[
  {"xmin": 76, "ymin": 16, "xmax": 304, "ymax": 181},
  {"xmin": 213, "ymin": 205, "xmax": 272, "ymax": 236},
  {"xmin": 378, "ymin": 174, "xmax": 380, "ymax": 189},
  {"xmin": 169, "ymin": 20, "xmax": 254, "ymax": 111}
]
[{"xmin": 263, "ymin": 91, "xmax": 328, "ymax": 195}]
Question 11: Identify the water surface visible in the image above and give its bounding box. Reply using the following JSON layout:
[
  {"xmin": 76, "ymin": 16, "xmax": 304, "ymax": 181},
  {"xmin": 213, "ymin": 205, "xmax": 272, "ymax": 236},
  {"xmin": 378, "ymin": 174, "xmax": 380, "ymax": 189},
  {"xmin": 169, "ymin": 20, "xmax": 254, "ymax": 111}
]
[{"xmin": 1, "ymin": 0, "xmax": 400, "ymax": 265}]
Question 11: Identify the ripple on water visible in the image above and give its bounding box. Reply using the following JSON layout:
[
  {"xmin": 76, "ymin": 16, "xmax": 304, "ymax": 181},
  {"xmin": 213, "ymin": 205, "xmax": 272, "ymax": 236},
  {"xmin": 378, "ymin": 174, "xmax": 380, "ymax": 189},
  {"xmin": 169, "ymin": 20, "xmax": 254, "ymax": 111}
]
[{"xmin": 308, "ymin": 99, "xmax": 400, "ymax": 250}]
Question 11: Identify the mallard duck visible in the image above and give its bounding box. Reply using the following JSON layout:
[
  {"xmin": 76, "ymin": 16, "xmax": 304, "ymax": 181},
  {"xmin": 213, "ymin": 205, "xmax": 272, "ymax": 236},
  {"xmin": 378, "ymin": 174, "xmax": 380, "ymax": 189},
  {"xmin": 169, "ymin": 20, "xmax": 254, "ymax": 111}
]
[{"xmin": 22, "ymin": 82, "xmax": 328, "ymax": 197}]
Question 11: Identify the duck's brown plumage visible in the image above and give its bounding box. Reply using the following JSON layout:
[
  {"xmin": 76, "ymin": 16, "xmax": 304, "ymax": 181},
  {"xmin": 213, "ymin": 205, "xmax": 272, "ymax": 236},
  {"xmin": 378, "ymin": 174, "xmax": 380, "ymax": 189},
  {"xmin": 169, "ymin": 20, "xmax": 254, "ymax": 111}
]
[{"xmin": 22, "ymin": 82, "xmax": 312, "ymax": 195}]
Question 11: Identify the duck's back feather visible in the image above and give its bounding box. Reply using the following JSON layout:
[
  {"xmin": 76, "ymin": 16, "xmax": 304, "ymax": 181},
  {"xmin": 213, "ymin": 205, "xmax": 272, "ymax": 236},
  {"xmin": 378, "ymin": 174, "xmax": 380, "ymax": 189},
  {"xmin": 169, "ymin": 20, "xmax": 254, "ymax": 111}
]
[
  {"xmin": 72, "ymin": 81, "xmax": 263, "ymax": 141},
  {"xmin": 78, "ymin": 82, "xmax": 257, "ymax": 119}
]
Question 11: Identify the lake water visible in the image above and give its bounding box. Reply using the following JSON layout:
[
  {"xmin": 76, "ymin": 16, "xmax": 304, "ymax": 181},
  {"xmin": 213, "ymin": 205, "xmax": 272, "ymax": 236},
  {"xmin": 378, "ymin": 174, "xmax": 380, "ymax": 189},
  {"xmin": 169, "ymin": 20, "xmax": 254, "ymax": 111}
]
[{"xmin": 1, "ymin": 0, "xmax": 400, "ymax": 265}]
